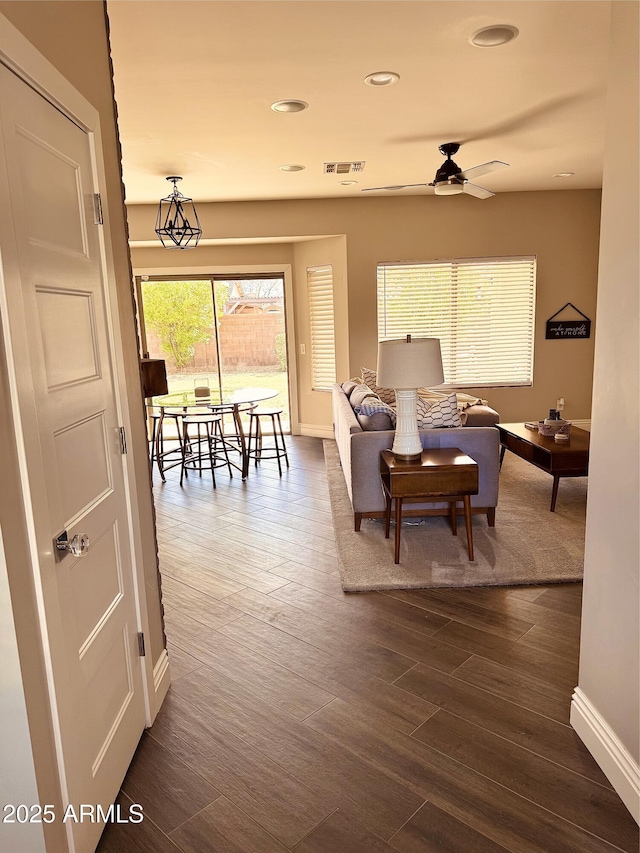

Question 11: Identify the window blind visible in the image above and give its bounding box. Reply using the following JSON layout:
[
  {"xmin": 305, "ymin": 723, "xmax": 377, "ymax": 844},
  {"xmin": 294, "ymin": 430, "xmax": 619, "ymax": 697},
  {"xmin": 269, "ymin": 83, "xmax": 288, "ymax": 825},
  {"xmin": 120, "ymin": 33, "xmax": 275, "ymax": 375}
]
[
  {"xmin": 307, "ymin": 265, "xmax": 336, "ymax": 391},
  {"xmin": 377, "ymin": 256, "xmax": 536, "ymax": 388}
]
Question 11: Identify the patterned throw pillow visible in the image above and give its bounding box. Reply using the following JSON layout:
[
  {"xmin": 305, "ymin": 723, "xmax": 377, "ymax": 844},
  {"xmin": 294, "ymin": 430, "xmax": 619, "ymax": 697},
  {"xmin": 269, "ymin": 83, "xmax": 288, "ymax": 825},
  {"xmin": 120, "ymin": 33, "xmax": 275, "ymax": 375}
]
[
  {"xmin": 354, "ymin": 397, "xmax": 397, "ymax": 426},
  {"xmin": 341, "ymin": 380, "xmax": 360, "ymax": 398},
  {"xmin": 350, "ymin": 383, "xmax": 378, "ymax": 408},
  {"xmin": 416, "ymin": 393, "xmax": 462, "ymax": 428},
  {"xmin": 361, "ymin": 367, "xmax": 396, "ymax": 405}
]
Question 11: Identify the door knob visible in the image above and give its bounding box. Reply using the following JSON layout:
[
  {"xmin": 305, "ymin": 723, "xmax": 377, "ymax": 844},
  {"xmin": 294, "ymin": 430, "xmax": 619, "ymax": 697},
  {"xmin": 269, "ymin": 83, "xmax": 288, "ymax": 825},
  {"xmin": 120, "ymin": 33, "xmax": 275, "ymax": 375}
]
[{"xmin": 55, "ymin": 531, "xmax": 90, "ymax": 561}]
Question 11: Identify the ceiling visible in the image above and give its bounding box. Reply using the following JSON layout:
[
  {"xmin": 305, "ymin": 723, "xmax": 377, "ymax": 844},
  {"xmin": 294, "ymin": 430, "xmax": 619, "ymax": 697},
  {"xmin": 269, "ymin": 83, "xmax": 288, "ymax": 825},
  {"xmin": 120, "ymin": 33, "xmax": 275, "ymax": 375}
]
[{"xmin": 106, "ymin": 1, "xmax": 611, "ymax": 205}]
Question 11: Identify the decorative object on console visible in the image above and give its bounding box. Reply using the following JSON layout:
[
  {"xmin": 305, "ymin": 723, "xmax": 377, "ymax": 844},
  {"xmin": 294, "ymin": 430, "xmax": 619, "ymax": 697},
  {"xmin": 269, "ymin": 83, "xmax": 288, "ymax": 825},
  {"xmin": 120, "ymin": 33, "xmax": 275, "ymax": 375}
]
[
  {"xmin": 376, "ymin": 336, "xmax": 444, "ymax": 460},
  {"xmin": 155, "ymin": 176, "xmax": 202, "ymax": 249},
  {"xmin": 140, "ymin": 357, "xmax": 168, "ymax": 398},
  {"xmin": 193, "ymin": 377, "xmax": 211, "ymax": 401},
  {"xmin": 538, "ymin": 420, "xmax": 572, "ymax": 437}
]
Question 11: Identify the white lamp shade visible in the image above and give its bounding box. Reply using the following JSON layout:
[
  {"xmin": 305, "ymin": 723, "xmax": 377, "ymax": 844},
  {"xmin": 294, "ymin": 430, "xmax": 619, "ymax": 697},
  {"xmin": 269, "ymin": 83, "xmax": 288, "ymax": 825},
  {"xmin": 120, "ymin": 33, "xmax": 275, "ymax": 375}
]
[{"xmin": 377, "ymin": 337, "xmax": 444, "ymax": 389}]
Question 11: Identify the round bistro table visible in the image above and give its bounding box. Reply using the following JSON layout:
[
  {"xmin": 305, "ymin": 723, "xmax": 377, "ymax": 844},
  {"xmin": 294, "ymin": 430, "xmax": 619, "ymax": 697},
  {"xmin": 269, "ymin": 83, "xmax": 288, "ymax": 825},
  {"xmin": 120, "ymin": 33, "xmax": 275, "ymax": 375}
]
[{"xmin": 149, "ymin": 387, "xmax": 279, "ymax": 481}]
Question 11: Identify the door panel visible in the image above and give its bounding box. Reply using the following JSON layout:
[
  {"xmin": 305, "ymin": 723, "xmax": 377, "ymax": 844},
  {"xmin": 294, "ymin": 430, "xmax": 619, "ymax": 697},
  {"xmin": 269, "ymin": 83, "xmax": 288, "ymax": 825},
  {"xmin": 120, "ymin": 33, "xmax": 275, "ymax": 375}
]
[
  {"xmin": 0, "ymin": 64, "xmax": 146, "ymax": 853},
  {"xmin": 36, "ymin": 288, "xmax": 100, "ymax": 387}
]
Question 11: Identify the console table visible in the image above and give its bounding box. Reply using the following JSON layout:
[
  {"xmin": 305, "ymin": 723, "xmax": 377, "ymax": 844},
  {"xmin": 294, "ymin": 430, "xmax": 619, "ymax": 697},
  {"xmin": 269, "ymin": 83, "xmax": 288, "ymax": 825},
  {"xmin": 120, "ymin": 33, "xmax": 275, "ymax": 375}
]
[{"xmin": 379, "ymin": 448, "xmax": 479, "ymax": 564}]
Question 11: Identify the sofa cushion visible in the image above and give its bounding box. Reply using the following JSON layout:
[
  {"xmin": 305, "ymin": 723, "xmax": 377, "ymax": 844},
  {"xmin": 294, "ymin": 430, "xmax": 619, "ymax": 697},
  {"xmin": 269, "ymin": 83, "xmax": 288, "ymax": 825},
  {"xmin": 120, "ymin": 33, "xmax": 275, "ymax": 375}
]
[
  {"xmin": 361, "ymin": 367, "xmax": 396, "ymax": 405},
  {"xmin": 416, "ymin": 393, "xmax": 462, "ymax": 428},
  {"xmin": 341, "ymin": 380, "xmax": 360, "ymax": 398},
  {"xmin": 461, "ymin": 404, "xmax": 500, "ymax": 427}
]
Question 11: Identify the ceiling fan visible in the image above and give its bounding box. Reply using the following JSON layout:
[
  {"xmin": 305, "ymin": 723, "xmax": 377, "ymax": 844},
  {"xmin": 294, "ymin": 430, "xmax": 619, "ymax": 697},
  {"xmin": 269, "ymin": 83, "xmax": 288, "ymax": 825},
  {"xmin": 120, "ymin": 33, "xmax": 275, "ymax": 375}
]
[{"xmin": 362, "ymin": 142, "xmax": 509, "ymax": 199}]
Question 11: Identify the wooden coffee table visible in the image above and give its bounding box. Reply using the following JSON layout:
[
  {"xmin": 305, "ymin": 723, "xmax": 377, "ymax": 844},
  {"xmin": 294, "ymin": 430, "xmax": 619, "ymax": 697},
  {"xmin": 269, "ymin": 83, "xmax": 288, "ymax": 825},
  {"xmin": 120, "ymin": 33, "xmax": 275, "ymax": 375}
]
[
  {"xmin": 496, "ymin": 422, "xmax": 589, "ymax": 512},
  {"xmin": 379, "ymin": 448, "xmax": 479, "ymax": 564}
]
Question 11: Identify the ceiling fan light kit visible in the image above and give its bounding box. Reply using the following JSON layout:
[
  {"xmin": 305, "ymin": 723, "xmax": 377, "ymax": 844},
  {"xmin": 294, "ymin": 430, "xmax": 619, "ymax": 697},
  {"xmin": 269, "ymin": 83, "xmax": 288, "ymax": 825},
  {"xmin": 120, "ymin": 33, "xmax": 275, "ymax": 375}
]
[
  {"xmin": 434, "ymin": 181, "xmax": 464, "ymax": 196},
  {"xmin": 154, "ymin": 176, "xmax": 202, "ymax": 250},
  {"xmin": 362, "ymin": 141, "xmax": 509, "ymax": 199}
]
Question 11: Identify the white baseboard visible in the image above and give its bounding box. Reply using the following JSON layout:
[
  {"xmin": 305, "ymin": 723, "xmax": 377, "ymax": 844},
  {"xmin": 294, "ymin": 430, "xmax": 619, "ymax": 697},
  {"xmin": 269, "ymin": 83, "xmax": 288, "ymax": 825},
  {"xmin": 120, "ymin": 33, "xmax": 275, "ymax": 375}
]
[
  {"xmin": 571, "ymin": 419, "xmax": 591, "ymax": 431},
  {"xmin": 571, "ymin": 687, "xmax": 640, "ymax": 823},
  {"xmin": 152, "ymin": 648, "xmax": 171, "ymax": 714},
  {"xmin": 299, "ymin": 423, "xmax": 335, "ymax": 439}
]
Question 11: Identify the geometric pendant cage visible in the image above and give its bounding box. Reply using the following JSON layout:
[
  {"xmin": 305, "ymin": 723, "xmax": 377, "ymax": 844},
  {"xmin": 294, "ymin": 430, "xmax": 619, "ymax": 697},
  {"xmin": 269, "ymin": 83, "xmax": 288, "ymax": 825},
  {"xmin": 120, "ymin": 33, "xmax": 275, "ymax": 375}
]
[{"xmin": 154, "ymin": 176, "xmax": 202, "ymax": 249}]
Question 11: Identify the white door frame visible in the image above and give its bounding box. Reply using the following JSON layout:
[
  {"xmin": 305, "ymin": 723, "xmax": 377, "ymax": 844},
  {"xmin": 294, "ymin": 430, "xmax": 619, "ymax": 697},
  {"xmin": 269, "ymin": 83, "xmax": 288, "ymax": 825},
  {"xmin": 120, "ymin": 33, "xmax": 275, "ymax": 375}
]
[
  {"xmin": 0, "ymin": 6, "xmax": 156, "ymax": 813},
  {"xmin": 135, "ymin": 263, "xmax": 300, "ymax": 434}
]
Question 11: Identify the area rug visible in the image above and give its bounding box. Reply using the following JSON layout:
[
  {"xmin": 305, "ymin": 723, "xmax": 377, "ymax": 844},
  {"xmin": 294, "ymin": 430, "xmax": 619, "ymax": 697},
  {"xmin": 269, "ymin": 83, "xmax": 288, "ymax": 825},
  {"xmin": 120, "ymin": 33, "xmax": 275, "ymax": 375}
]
[{"xmin": 323, "ymin": 440, "xmax": 586, "ymax": 591}]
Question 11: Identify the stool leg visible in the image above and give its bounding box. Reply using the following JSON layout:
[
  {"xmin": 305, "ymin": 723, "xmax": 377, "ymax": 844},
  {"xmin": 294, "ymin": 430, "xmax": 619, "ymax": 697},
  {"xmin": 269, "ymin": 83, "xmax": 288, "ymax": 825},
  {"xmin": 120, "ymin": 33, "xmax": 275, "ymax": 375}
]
[
  {"xmin": 215, "ymin": 419, "xmax": 233, "ymax": 478},
  {"xmin": 276, "ymin": 413, "xmax": 289, "ymax": 469},
  {"xmin": 156, "ymin": 412, "xmax": 167, "ymax": 483},
  {"xmin": 178, "ymin": 416, "xmax": 189, "ymax": 481},
  {"xmin": 180, "ymin": 422, "xmax": 188, "ymax": 486},
  {"xmin": 256, "ymin": 416, "xmax": 263, "ymax": 467},
  {"xmin": 271, "ymin": 415, "xmax": 282, "ymax": 476},
  {"xmin": 206, "ymin": 421, "xmax": 217, "ymax": 488},
  {"xmin": 247, "ymin": 416, "xmax": 255, "ymax": 465},
  {"xmin": 149, "ymin": 417, "xmax": 158, "ymax": 472}
]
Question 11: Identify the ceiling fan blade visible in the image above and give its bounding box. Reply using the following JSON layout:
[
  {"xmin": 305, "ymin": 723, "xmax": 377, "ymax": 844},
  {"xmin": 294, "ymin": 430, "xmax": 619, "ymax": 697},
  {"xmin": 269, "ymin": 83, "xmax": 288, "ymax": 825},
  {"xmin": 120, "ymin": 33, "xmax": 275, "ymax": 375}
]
[
  {"xmin": 361, "ymin": 183, "xmax": 429, "ymax": 192},
  {"xmin": 462, "ymin": 182, "xmax": 494, "ymax": 199},
  {"xmin": 458, "ymin": 160, "xmax": 509, "ymax": 182}
]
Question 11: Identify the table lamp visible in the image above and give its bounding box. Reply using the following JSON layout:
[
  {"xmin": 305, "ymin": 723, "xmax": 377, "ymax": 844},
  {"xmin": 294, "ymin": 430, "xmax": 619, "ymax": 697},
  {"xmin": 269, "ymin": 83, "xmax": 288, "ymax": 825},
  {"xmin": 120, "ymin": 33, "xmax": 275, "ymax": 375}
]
[{"xmin": 377, "ymin": 336, "xmax": 444, "ymax": 460}]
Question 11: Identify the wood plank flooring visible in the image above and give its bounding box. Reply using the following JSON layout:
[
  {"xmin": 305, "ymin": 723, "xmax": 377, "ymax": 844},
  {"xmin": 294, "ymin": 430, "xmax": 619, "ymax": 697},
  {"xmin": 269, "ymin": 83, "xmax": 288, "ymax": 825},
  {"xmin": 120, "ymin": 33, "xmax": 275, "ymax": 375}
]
[{"xmin": 97, "ymin": 436, "xmax": 638, "ymax": 853}]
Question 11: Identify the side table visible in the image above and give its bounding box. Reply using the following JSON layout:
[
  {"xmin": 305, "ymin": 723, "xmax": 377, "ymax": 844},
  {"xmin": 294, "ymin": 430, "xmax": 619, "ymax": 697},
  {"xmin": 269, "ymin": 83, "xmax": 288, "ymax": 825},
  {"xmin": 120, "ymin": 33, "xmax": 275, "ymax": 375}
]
[{"xmin": 379, "ymin": 448, "xmax": 479, "ymax": 564}]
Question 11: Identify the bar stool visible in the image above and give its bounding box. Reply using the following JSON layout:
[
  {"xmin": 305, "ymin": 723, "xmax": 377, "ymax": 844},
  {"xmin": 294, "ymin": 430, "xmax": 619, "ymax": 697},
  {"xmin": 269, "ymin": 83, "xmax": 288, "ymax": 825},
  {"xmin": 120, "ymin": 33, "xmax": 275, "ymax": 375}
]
[
  {"xmin": 180, "ymin": 413, "xmax": 233, "ymax": 487},
  {"xmin": 247, "ymin": 408, "xmax": 289, "ymax": 476},
  {"xmin": 154, "ymin": 409, "xmax": 188, "ymax": 482}
]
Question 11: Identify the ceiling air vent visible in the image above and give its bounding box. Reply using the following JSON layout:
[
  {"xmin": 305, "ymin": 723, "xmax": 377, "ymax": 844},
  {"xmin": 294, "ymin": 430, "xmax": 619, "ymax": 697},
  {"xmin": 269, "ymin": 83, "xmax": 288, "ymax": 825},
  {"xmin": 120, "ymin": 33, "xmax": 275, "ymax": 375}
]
[{"xmin": 323, "ymin": 161, "xmax": 365, "ymax": 175}]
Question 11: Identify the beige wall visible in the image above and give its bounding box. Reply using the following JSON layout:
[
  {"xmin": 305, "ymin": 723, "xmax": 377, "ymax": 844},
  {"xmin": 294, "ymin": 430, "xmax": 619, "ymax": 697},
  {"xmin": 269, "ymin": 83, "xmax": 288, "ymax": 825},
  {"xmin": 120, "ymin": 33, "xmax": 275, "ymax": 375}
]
[
  {"xmin": 0, "ymin": 1, "xmax": 166, "ymax": 667},
  {"xmin": 573, "ymin": 0, "xmax": 639, "ymax": 820},
  {"xmin": 293, "ymin": 236, "xmax": 349, "ymax": 428},
  {"xmin": 128, "ymin": 189, "xmax": 600, "ymax": 425}
]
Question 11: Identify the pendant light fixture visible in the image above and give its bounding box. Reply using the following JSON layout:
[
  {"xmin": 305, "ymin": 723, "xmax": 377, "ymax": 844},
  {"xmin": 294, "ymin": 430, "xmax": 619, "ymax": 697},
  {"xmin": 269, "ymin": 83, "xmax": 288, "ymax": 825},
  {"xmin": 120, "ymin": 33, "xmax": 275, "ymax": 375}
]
[{"xmin": 155, "ymin": 176, "xmax": 202, "ymax": 249}]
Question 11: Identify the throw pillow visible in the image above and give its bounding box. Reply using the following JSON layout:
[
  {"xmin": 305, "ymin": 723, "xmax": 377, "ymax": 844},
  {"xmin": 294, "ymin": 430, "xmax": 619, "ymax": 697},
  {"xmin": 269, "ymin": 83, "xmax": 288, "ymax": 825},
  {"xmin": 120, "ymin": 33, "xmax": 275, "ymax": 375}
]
[
  {"xmin": 416, "ymin": 393, "xmax": 462, "ymax": 429},
  {"xmin": 354, "ymin": 398, "xmax": 397, "ymax": 427},
  {"xmin": 341, "ymin": 380, "xmax": 359, "ymax": 398},
  {"xmin": 361, "ymin": 367, "xmax": 396, "ymax": 405},
  {"xmin": 356, "ymin": 411, "xmax": 394, "ymax": 431},
  {"xmin": 350, "ymin": 383, "xmax": 378, "ymax": 408}
]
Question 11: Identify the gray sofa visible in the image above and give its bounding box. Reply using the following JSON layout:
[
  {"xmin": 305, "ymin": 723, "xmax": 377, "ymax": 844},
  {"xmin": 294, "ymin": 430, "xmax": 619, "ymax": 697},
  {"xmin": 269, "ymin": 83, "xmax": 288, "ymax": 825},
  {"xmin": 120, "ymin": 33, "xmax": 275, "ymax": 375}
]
[{"xmin": 332, "ymin": 383, "xmax": 500, "ymax": 531}]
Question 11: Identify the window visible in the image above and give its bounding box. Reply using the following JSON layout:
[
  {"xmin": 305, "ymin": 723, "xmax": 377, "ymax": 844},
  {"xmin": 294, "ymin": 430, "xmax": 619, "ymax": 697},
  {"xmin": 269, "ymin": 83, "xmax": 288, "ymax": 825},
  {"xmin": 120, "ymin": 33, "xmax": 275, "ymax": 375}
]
[
  {"xmin": 377, "ymin": 256, "xmax": 536, "ymax": 388},
  {"xmin": 307, "ymin": 265, "xmax": 336, "ymax": 390}
]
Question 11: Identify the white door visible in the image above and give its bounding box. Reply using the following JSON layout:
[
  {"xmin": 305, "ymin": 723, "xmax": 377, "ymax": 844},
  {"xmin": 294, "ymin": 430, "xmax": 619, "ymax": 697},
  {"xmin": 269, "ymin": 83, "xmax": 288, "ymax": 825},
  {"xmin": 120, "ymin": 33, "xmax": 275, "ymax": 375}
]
[{"xmin": 0, "ymin": 65, "xmax": 147, "ymax": 852}]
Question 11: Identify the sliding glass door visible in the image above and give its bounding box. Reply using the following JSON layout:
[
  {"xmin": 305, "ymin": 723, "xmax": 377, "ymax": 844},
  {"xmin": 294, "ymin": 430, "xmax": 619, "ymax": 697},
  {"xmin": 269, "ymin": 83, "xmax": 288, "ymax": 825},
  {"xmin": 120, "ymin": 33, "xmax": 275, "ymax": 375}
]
[{"xmin": 139, "ymin": 275, "xmax": 290, "ymax": 431}]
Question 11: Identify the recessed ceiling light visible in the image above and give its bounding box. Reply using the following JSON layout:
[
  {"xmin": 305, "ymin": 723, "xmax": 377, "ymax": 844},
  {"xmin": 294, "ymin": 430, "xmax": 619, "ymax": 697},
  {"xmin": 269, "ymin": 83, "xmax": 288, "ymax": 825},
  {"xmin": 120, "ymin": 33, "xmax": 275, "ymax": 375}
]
[
  {"xmin": 279, "ymin": 164, "xmax": 305, "ymax": 172},
  {"xmin": 364, "ymin": 71, "xmax": 400, "ymax": 87},
  {"xmin": 469, "ymin": 25, "xmax": 519, "ymax": 47},
  {"xmin": 271, "ymin": 99, "xmax": 308, "ymax": 113},
  {"xmin": 553, "ymin": 172, "xmax": 575, "ymax": 178},
  {"xmin": 339, "ymin": 180, "xmax": 358, "ymax": 186}
]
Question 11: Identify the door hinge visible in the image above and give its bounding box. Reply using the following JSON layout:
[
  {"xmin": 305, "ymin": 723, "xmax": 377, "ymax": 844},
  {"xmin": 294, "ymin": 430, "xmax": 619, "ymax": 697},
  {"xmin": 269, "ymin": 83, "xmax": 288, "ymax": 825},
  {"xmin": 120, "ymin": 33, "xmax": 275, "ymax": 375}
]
[
  {"xmin": 137, "ymin": 632, "xmax": 146, "ymax": 657},
  {"xmin": 93, "ymin": 193, "xmax": 103, "ymax": 225},
  {"xmin": 119, "ymin": 426, "xmax": 127, "ymax": 455}
]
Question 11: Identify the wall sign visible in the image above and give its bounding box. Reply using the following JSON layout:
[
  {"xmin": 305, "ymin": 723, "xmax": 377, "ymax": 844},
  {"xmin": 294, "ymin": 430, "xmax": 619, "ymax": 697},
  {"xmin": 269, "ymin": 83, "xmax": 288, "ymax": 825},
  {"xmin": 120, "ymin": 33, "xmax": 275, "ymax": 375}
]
[{"xmin": 546, "ymin": 302, "xmax": 591, "ymax": 339}]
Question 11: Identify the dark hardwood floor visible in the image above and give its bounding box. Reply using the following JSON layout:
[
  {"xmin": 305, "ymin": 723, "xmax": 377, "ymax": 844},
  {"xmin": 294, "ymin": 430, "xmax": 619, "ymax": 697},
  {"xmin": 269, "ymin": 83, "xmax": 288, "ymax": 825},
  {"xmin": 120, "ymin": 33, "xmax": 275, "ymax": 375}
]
[{"xmin": 98, "ymin": 436, "xmax": 638, "ymax": 853}]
